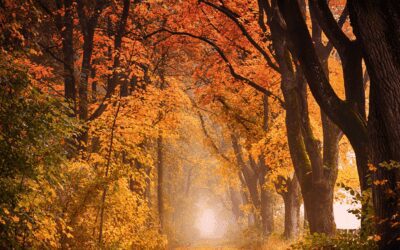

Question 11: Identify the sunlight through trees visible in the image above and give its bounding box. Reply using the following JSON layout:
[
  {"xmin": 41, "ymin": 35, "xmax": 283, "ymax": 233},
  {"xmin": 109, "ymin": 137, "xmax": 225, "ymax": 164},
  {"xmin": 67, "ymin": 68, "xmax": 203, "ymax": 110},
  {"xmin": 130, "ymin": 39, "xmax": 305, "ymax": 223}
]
[{"xmin": 1, "ymin": 0, "xmax": 400, "ymax": 249}]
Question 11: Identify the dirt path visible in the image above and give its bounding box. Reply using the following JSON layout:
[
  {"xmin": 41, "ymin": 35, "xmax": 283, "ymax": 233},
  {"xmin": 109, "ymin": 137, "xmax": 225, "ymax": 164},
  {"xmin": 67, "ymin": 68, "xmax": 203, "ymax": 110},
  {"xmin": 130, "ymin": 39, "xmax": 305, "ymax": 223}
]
[{"xmin": 173, "ymin": 238, "xmax": 239, "ymax": 250}]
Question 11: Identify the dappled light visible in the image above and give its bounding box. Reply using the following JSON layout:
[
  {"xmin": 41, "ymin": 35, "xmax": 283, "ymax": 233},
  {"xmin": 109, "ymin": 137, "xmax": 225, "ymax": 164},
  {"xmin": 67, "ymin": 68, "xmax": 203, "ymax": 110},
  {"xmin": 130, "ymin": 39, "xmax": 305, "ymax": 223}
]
[
  {"xmin": 1, "ymin": 0, "xmax": 400, "ymax": 249},
  {"xmin": 197, "ymin": 208, "xmax": 217, "ymax": 237},
  {"xmin": 334, "ymin": 203, "xmax": 360, "ymax": 230}
]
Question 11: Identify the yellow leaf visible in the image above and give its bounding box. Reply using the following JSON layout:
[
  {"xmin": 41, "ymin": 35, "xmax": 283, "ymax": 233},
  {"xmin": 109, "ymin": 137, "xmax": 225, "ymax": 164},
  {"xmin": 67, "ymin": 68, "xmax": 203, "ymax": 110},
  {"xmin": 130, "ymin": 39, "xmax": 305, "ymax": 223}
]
[
  {"xmin": 3, "ymin": 208, "xmax": 10, "ymax": 215},
  {"xmin": 11, "ymin": 216, "xmax": 19, "ymax": 223}
]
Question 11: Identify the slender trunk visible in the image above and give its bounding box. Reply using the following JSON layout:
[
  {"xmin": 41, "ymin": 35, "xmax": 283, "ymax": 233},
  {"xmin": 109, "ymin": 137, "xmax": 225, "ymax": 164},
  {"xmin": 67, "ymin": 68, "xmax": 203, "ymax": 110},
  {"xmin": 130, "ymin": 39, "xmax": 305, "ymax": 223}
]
[
  {"xmin": 109, "ymin": 0, "xmax": 130, "ymax": 95},
  {"xmin": 231, "ymin": 135, "xmax": 260, "ymax": 210},
  {"xmin": 77, "ymin": 41, "xmax": 92, "ymax": 147},
  {"xmin": 259, "ymin": 155, "xmax": 274, "ymax": 236},
  {"xmin": 282, "ymin": 177, "xmax": 301, "ymax": 239},
  {"xmin": 89, "ymin": 0, "xmax": 131, "ymax": 122},
  {"xmin": 145, "ymin": 165, "xmax": 152, "ymax": 206},
  {"xmin": 76, "ymin": 1, "xmax": 106, "ymax": 147},
  {"xmin": 98, "ymin": 101, "xmax": 121, "ymax": 247},
  {"xmin": 239, "ymin": 173, "xmax": 255, "ymax": 226},
  {"xmin": 61, "ymin": 0, "xmax": 75, "ymax": 106},
  {"xmin": 260, "ymin": 186, "xmax": 274, "ymax": 236},
  {"xmin": 79, "ymin": 40, "xmax": 92, "ymax": 121},
  {"xmin": 157, "ymin": 136, "xmax": 164, "ymax": 232},
  {"xmin": 54, "ymin": 0, "xmax": 77, "ymax": 157},
  {"xmin": 229, "ymin": 187, "xmax": 243, "ymax": 223}
]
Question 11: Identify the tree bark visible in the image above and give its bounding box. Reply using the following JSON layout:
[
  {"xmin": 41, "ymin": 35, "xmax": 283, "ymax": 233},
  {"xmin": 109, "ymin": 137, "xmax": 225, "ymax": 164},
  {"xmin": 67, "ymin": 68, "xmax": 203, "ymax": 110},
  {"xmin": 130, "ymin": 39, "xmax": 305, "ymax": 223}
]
[
  {"xmin": 261, "ymin": 1, "xmax": 338, "ymax": 235},
  {"xmin": 229, "ymin": 186, "xmax": 243, "ymax": 223},
  {"xmin": 348, "ymin": 1, "xmax": 400, "ymax": 248},
  {"xmin": 76, "ymin": 1, "xmax": 107, "ymax": 146},
  {"xmin": 231, "ymin": 135, "xmax": 260, "ymax": 210},
  {"xmin": 260, "ymin": 184, "xmax": 274, "ymax": 236},
  {"xmin": 59, "ymin": 0, "xmax": 76, "ymax": 106},
  {"xmin": 258, "ymin": 154, "xmax": 274, "ymax": 236},
  {"xmin": 309, "ymin": 0, "xmax": 369, "ymax": 193},
  {"xmin": 281, "ymin": 176, "xmax": 301, "ymax": 239}
]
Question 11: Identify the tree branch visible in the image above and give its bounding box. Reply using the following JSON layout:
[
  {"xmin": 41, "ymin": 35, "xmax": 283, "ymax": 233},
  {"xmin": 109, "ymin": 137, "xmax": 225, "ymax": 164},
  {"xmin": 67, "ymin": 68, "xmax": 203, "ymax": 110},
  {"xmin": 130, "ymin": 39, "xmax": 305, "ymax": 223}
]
[
  {"xmin": 309, "ymin": 0, "xmax": 351, "ymax": 54},
  {"xmin": 145, "ymin": 28, "xmax": 286, "ymax": 108},
  {"xmin": 200, "ymin": 0, "xmax": 280, "ymax": 73},
  {"xmin": 278, "ymin": 0, "xmax": 367, "ymax": 149}
]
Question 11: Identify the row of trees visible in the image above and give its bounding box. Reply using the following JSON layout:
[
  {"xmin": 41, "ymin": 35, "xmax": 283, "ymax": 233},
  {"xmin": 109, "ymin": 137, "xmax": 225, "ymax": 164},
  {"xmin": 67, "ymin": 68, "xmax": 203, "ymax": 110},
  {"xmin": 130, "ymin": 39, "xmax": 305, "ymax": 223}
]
[
  {"xmin": 0, "ymin": 0, "xmax": 184, "ymax": 248},
  {"xmin": 1, "ymin": 0, "xmax": 400, "ymax": 249},
  {"xmin": 145, "ymin": 0, "xmax": 400, "ymax": 248}
]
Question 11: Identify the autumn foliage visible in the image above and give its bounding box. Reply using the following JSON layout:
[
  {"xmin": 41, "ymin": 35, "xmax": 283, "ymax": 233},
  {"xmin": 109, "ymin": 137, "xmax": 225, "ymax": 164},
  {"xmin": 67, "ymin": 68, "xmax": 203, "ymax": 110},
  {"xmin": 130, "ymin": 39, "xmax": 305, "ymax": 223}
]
[{"xmin": 1, "ymin": 0, "xmax": 400, "ymax": 249}]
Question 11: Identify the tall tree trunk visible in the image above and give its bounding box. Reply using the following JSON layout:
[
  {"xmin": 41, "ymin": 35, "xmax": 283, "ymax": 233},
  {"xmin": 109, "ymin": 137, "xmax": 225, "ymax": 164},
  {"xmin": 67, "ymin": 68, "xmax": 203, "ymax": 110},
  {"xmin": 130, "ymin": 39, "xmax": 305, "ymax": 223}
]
[
  {"xmin": 260, "ymin": 184, "xmax": 274, "ymax": 236},
  {"xmin": 231, "ymin": 135, "xmax": 260, "ymax": 211},
  {"xmin": 268, "ymin": 15, "xmax": 337, "ymax": 237},
  {"xmin": 309, "ymin": 0, "xmax": 369, "ymax": 195},
  {"xmin": 229, "ymin": 187, "xmax": 243, "ymax": 223},
  {"xmin": 349, "ymin": 2, "xmax": 400, "ymax": 248},
  {"xmin": 259, "ymin": 94, "xmax": 275, "ymax": 236},
  {"xmin": 258, "ymin": 154, "xmax": 274, "ymax": 236},
  {"xmin": 302, "ymin": 183, "xmax": 335, "ymax": 234},
  {"xmin": 52, "ymin": 0, "xmax": 77, "ymax": 157},
  {"xmin": 52, "ymin": 0, "xmax": 76, "ymax": 107},
  {"xmin": 60, "ymin": 0, "xmax": 76, "ymax": 107},
  {"xmin": 98, "ymin": 101, "xmax": 121, "ymax": 247},
  {"xmin": 76, "ymin": 1, "xmax": 107, "ymax": 147},
  {"xmin": 239, "ymin": 173, "xmax": 256, "ymax": 226},
  {"xmin": 281, "ymin": 176, "xmax": 301, "ymax": 239}
]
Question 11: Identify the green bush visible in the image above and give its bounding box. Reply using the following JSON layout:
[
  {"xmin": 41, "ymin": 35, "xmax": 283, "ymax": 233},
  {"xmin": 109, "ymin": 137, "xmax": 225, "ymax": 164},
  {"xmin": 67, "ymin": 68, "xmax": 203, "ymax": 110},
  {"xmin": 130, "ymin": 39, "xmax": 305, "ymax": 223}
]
[
  {"xmin": 0, "ymin": 52, "xmax": 80, "ymax": 248},
  {"xmin": 291, "ymin": 231, "xmax": 378, "ymax": 249}
]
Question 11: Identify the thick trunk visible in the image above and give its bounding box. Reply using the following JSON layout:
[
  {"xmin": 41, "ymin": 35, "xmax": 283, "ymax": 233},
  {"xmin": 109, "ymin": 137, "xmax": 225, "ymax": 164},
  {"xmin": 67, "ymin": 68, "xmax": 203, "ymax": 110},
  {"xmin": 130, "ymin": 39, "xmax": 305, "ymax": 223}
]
[
  {"xmin": 309, "ymin": 0, "xmax": 370, "ymax": 200},
  {"xmin": 349, "ymin": 2, "xmax": 400, "ymax": 248},
  {"xmin": 283, "ymin": 81, "xmax": 337, "ymax": 235},
  {"xmin": 258, "ymin": 0, "xmax": 340, "ymax": 236},
  {"xmin": 260, "ymin": 184, "xmax": 274, "ymax": 236},
  {"xmin": 282, "ymin": 177, "xmax": 301, "ymax": 239},
  {"xmin": 279, "ymin": 39, "xmax": 334, "ymax": 237},
  {"xmin": 303, "ymin": 183, "xmax": 335, "ymax": 235},
  {"xmin": 277, "ymin": 0, "xmax": 368, "ymax": 154}
]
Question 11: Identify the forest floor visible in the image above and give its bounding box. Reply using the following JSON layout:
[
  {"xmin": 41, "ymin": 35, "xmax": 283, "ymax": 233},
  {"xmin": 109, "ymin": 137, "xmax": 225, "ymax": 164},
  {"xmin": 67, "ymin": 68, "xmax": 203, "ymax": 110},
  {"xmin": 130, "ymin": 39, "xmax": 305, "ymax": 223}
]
[
  {"xmin": 173, "ymin": 238, "xmax": 238, "ymax": 250},
  {"xmin": 173, "ymin": 235, "xmax": 290, "ymax": 250}
]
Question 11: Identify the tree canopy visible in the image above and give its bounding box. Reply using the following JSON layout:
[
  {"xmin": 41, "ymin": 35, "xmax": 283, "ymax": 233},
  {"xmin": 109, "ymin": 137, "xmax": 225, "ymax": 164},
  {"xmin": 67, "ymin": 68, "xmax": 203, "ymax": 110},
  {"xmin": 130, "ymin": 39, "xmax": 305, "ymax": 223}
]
[{"xmin": 1, "ymin": 0, "xmax": 400, "ymax": 249}]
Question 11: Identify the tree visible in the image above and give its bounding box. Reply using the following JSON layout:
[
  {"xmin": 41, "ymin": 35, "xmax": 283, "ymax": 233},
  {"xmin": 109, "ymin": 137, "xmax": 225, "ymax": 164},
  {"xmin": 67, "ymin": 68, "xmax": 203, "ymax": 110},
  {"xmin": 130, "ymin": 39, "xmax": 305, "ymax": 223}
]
[
  {"xmin": 0, "ymin": 51, "xmax": 79, "ymax": 248},
  {"xmin": 348, "ymin": 2, "xmax": 400, "ymax": 248},
  {"xmin": 277, "ymin": 0, "xmax": 400, "ymax": 247}
]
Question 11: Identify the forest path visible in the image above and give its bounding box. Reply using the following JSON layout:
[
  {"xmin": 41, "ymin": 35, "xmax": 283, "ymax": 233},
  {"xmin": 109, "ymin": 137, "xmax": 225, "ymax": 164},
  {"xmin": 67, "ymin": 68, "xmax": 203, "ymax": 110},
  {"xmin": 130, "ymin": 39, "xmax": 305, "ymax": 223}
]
[
  {"xmin": 173, "ymin": 238, "xmax": 239, "ymax": 250},
  {"xmin": 174, "ymin": 247, "xmax": 238, "ymax": 250},
  {"xmin": 172, "ymin": 235, "xmax": 290, "ymax": 250}
]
